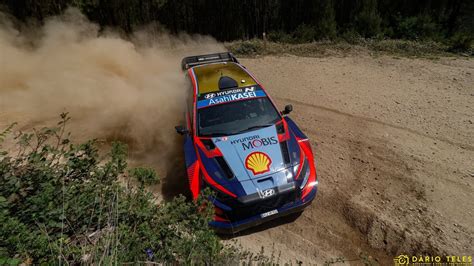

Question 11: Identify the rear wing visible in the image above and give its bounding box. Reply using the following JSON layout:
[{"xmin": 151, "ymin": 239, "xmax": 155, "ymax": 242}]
[{"xmin": 181, "ymin": 52, "xmax": 239, "ymax": 70}]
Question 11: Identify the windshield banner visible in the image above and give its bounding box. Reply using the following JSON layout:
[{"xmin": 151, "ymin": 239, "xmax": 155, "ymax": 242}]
[{"xmin": 197, "ymin": 86, "xmax": 266, "ymax": 108}]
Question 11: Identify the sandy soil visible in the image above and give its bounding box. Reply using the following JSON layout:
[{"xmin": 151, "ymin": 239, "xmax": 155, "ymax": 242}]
[{"xmin": 225, "ymin": 54, "xmax": 474, "ymax": 264}]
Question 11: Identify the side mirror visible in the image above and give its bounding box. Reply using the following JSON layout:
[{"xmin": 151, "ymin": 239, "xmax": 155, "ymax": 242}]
[
  {"xmin": 175, "ymin": 125, "xmax": 189, "ymax": 135},
  {"xmin": 281, "ymin": 104, "xmax": 293, "ymax": 115}
]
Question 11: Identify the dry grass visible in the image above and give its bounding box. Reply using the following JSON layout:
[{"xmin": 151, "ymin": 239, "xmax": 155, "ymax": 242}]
[{"xmin": 225, "ymin": 39, "xmax": 473, "ymax": 58}]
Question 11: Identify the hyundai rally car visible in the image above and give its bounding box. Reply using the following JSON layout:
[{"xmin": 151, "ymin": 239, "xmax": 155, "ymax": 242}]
[{"xmin": 175, "ymin": 52, "xmax": 318, "ymax": 233}]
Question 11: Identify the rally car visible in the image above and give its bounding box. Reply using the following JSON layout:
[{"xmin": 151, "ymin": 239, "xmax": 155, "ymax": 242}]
[{"xmin": 175, "ymin": 52, "xmax": 318, "ymax": 233}]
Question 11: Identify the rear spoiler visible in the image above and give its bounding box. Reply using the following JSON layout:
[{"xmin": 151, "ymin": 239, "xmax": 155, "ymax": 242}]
[{"xmin": 181, "ymin": 52, "xmax": 239, "ymax": 70}]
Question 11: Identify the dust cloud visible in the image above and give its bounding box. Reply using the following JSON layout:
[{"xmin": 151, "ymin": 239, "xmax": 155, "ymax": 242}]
[{"xmin": 0, "ymin": 8, "xmax": 224, "ymax": 167}]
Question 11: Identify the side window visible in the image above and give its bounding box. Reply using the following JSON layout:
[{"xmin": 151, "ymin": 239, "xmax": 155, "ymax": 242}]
[{"xmin": 185, "ymin": 75, "xmax": 194, "ymax": 131}]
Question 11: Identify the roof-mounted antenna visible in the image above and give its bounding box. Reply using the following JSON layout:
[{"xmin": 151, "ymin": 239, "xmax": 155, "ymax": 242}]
[{"xmin": 218, "ymin": 76, "xmax": 238, "ymax": 90}]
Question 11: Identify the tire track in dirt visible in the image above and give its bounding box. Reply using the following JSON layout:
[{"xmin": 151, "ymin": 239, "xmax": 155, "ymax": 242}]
[
  {"xmin": 276, "ymin": 97, "xmax": 474, "ymax": 151},
  {"xmin": 233, "ymin": 55, "xmax": 474, "ymax": 263},
  {"xmin": 283, "ymin": 95, "xmax": 473, "ymax": 257}
]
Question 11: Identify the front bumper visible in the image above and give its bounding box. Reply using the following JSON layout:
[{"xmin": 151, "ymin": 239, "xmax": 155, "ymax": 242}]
[{"xmin": 210, "ymin": 182, "xmax": 318, "ymax": 234}]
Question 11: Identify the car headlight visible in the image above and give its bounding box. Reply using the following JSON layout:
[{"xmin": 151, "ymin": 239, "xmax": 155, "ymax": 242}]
[{"xmin": 299, "ymin": 158, "xmax": 311, "ymax": 189}]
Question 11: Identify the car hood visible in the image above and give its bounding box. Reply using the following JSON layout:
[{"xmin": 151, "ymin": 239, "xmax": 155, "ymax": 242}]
[{"xmin": 212, "ymin": 125, "xmax": 286, "ymax": 181}]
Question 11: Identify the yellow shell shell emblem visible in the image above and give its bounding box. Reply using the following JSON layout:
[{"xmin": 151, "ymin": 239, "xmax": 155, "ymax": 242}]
[{"xmin": 245, "ymin": 152, "xmax": 272, "ymax": 175}]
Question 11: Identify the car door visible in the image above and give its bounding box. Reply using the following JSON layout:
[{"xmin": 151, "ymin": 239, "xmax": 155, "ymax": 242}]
[{"xmin": 183, "ymin": 76, "xmax": 199, "ymax": 198}]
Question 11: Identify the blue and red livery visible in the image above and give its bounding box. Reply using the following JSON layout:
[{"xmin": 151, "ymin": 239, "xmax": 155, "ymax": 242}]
[{"xmin": 175, "ymin": 52, "xmax": 318, "ymax": 233}]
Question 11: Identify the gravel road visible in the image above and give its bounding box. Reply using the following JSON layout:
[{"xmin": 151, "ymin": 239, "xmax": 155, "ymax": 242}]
[{"xmin": 227, "ymin": 55, "xmax": 474, "ymax": 264}]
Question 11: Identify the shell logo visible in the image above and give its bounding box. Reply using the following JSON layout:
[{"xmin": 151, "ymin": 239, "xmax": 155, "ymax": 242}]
[{"xmin": 245, "ymin": 152, "xmax": 272, "ymax": 175}]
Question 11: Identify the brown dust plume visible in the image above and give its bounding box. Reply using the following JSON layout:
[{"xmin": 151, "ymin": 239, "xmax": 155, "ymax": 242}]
[{"xmin": 0, "ymin": 8, "xmax": 225, "ymax": 170}]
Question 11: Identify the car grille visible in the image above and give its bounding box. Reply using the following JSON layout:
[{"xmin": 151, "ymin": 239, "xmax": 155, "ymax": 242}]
[{"xmin": 224, "ymin": 190, "xmax": 299, "ymax": 221}]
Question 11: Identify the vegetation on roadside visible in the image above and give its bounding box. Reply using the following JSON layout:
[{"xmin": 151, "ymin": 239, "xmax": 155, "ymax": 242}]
[
  {"xmin": 2, "ymin": 0, "xmax": 473, "ymax": 53},
  {"xmin": 226, "ymin": 38, "xmax": 472, "ymax": 58},
  {"xmin": 129, "ymin": 167, "xmax": 160, "ymax": 187},
  {"xmin": 0, "ymin": 113, "xmax": 240, "ymax": 265}
]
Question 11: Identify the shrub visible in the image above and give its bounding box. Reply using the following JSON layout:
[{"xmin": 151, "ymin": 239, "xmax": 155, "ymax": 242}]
[
  {"xmin": 293, "ymin": 24, "xmax": 317, "ymax": 43},
  {"xmin": 267, "ymin": 31, "xmax": 293, "ymax": 43},
  {"xmin": 226, "ymin": 40, "xmax": 263, "ymax": 55},
  {"xmin": 315, "ymin": 0, "xmax": 337, "ymax": 40},
  {"xmin": 129, "ymin": 167, "xmax": 160, "ymax": 186},
  {"xmin": 449, "ymin": 32, "xmax": 473, "ymax": 52},
  {"xmin": 0, "ymin": 113, "xmax": 239, "ymax": 264},
  {"xmin": 396, "ymin": 15, "xmax": 442, "ymax": 41},
  {"xmin": 341, "ymin": 29, "xmax": 363, "ymax": 44},
  {"xmin": 355, "ymin": 0, "xmax": 382, "ymax": 38}
]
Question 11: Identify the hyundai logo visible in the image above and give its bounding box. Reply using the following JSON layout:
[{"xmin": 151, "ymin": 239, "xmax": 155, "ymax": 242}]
[
  {"xmin": 204, "ymin": 93, "xmax": 216, "ymax": 99},
  {"xmin": 258, "ymin": 188, "xmax": 275, "ymax": 199}
]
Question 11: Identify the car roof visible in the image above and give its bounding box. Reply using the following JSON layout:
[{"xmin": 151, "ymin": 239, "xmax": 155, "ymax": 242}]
[{"xmin": 191, "ymin": 62, "xmax": 258, "ymax": 95}]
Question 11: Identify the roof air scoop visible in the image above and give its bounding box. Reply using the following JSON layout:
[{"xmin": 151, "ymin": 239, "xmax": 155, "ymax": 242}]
[{"xmin": 218, "ymin": 76, "xmax": 238, "ymax": 90}]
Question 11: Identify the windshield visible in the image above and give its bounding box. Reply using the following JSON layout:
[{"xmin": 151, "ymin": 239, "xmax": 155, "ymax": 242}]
[{"xmin": 198, "ymin": 97, "xmax": 281, "ymax": 137}]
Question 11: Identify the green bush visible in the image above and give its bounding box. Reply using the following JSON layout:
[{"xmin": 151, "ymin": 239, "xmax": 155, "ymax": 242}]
[
  {"xmin": 129, "ymin": 167, "xmax": 160, "ymax": 186},
  {"xmin": 449, "ymin": 32, "xmax": 473, "ymax": 52},
  {"xmin": 340, "ymin": 29, "xmax": 363, "ymax": 44},
  {"xmin": 315, "ymin": 0, "xmax": 337, "ymax": 40},
  {"xmin": 355, "ymin": 0, "xmax": 382, "ymax": 38},
  {"xmin": 0, "ymin": 113, "xmax": 239, "ymax": 264},
  {"xmin": 293, "ymin": 24, "xmax": 318, "ymax": 43},
  {"xmin": 227, "ymin": 40, "xmax": 263, "ymax": 55},
  {"xmin": 267, "ymin": 31, "xmax": 293, "ymax": 43},
  {"xmin": 397, "ymin": 15, "xmax": 442, "ymax": 41}
]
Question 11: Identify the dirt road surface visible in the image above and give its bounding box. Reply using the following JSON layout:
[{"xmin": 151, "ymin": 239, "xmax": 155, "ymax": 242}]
[{"xmin": 226, "ymin": 54, "xmax": 473, "ymax": 264}]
